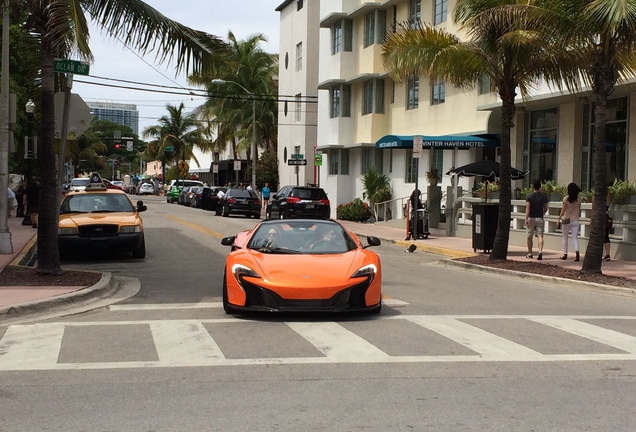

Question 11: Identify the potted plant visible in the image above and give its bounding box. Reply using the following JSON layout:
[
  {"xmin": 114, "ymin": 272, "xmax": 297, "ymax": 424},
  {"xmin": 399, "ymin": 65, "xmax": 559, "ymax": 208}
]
[
  {"xmin": 476, "ymin": 181, "xmax": 500, "ymax": 199},
  {"xmin": 426, "ymin": 168, "xmax": 439, "ymax": 186},
  {"xmin": 609, "ymin": 179, "xmax": 636, "ymax": 205},
  {"xmin": 540, "ymin": 180, "xmax": 567, "ymax": 201}
]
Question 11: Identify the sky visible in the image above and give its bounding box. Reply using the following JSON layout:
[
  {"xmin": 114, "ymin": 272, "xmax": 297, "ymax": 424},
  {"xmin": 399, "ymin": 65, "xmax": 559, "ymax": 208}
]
[{"xmin": 73, "ymin": 0, "xmax": 282, "ymax": 134}]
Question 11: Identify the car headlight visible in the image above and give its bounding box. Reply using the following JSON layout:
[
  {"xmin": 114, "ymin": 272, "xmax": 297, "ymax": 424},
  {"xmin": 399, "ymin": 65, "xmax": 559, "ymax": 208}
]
[
  {"xmin": 120, "ymin": 225, "xmax": 143, "ymax": 233},
  {"xmin": 231, "ymin": 264, "xmax": 261, "ymax": 279},
  {"xmin": 58, "ymin": 227, "xmax": 78, "ymax": 235},
  {"xmin": 351, "ymin": 264, "xmax": 377, "ymax": 281}
]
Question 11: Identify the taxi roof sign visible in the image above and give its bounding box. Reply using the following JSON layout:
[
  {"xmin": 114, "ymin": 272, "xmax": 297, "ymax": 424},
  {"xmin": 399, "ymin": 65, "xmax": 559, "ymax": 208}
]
[{"xmin": 85, "ymin": 172, "xmax": 108, "ymax": 191}]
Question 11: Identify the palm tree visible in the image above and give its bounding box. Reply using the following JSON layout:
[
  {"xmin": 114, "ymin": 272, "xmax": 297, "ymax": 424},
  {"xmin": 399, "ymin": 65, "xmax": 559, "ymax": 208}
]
[
  {"xmin": 191, "ymin": 32, "xmax": 278, "ymax": 182},
  {"xmin": 142, "ymin": 103, "xmax": 210, "ymax": 183},
  {"xmin": 16, "ymin": 0, "xmax": 227, "ymax": 275},
  {"xmin": 382, "ymin": 0, "xmax": 578, "ymax": 260},
  {"xmin": 361, "ymin": 169, "xmax": 392, "ymax": 221},
  {"xmin": 536, "ymin": 0, "xmax": 636, "ymax": 274}
]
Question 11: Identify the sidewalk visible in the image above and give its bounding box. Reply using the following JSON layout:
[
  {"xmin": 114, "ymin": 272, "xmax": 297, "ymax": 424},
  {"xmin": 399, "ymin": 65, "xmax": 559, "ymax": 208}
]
[{"xmin": 0, "ymin": 216, "xmax": 634, "ymax": 317}]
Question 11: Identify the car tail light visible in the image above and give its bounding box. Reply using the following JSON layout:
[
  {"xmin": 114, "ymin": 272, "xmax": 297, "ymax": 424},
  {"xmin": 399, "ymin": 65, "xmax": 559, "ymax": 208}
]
[
  {"xmin": 319, "ymin": 199, "xmax": 330, "ymax": 206},
  {"xmin": 255, "ymin": 200, "xmax": 261, "ymax": 206},
  {"xmin": 287, "ymin": 197, "xmax": 301, "ymax": 204},
  {"xmin": 227, "ymin": 198, "xmax": 237, "ymax": 203}
]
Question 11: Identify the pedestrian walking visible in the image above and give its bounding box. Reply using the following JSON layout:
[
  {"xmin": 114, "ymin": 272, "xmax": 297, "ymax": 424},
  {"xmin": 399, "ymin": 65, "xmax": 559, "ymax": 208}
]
[
  {"xmin": 557, "ymin": 182, "xmax": 582, "ymax": 261},
  {"xmin": 15, "ymin": 181, "xmax": 26, "ymax": 217},
  {"xmin": 261, "ymin": 183, "xmax": 270, "ymax": 210},
  {"xmin": 525, "ymin": 180, "xmax": 549, "ymax": 260},
  {"xmin": 23, "ymin": 177, "xmax": 39, "ymax": 228},
  {"xmin": 6, "ymin": 187, "xmax": 16, "ymax": 217}
]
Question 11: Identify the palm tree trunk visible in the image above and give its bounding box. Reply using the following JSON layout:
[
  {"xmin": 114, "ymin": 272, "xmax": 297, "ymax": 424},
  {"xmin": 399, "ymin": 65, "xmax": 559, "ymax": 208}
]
[
  {"xmin": 490, "ymin": 90, "xmax": 516, "ymax": 260},
  {"xmin": 36, "ymin": 36, "xmax": 62, "ymax": 275}
]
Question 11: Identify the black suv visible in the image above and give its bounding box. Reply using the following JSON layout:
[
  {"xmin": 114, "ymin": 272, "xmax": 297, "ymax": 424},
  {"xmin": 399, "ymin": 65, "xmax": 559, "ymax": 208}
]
[
  {"xmin": 266, "ymin": 185, "xmax": 330, "ymax": 220},
  {"xmin": 218, "ymin": 188, "xmax": 261, "ymax": 218}
]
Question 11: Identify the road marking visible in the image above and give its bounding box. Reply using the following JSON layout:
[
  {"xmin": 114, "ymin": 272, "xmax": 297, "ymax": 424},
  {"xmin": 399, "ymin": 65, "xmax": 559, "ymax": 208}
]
[
  {"xmin": 285, "ymin": 321, "xmax": 390, "ymax": 361},
  {"xmin": 164, "ymin": 214, "xmax": 224, "ymax": 238},
  {"xmin": 1, "ymin": 316, "xmax": 635, "ymax": 370},
  {"xmin": 529, "ymin": 317, "xmax": 636, "ymax": 354},
  {"xmin": 150, "ymin": 321, "xmax": 225, "ymax": 364},
  {"xmin": 0, "ymin": 323, "xmax": 65, "ymax": 369},
  {"xmin": 407, "ymin": 316, "xmax": 543, "ymax": 360}
]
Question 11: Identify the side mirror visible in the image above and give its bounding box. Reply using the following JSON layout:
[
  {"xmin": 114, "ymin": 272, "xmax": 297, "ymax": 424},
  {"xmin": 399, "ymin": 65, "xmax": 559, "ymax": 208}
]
[
  {"xmin": 221, "ymin": 236, "xmax": 236, "ymax": 246},
  {"xmin": 363, "ymin": 236, "xmax": 381, "ymax": 248}
]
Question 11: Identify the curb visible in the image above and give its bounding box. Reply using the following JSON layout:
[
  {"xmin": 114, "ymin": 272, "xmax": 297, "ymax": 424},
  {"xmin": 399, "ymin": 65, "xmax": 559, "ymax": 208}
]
[{"xmin": 0, "ymin": 271, "xmax": 118, "ymax": 322}]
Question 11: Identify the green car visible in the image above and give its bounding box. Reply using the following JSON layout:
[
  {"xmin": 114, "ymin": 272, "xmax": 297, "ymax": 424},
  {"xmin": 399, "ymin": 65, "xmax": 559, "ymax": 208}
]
[{"xmin": 167, "ymin": 186, "xmax": 182, "ymax": 203}]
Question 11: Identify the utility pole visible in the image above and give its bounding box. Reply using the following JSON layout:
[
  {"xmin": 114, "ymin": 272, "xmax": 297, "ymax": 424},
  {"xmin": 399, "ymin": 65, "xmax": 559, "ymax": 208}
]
[{"xmin": 0, "ymin": 7, "xmax": 13, "ymax": 253}]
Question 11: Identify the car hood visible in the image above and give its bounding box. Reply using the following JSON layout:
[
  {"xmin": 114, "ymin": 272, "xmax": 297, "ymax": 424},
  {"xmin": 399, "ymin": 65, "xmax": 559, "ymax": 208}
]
[
  {"xmin": 60, "ymin": 213, "xmax": 139, "ymax": 226},
  {"xmin": 243, "ymin": 250, "xmax": 368, "ymax": 289}
]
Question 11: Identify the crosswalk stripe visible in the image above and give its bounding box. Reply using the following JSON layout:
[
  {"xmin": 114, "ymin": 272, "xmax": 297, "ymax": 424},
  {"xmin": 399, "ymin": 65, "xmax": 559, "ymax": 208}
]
[
  {"xmin": 529, "ymin": 317, "xmax": 636, "ymax": 354},
  {"xmin": 110, "ymin": 302, "xmax": 222, "ymax": 311},
  {"xmin": 0, "ymin": 324, "xmax": 65, "ymax": 369},
  {"xmin": 149, "ymin": 321, "xmax": 225, "ymax": 364},
  {"xmin": 406, "ymin": 316, "xmax": 544, "ymax": 360},
  {"xmin": 286, "ymin": 321, "xmax": 390, "ymax": 361}
]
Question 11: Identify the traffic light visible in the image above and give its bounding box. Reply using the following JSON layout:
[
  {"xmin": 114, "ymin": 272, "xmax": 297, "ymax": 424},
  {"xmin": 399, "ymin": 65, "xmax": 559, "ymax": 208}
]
[{"xmin": 115, "ymin": 143, "xmax": 121, "ymax": 149}]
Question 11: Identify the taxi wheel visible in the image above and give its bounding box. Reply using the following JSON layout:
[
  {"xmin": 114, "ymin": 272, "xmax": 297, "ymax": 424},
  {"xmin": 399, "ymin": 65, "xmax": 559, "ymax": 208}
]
[{"xmin": 132, "ymin": 238, "xmax": 146, "ymax": 259}]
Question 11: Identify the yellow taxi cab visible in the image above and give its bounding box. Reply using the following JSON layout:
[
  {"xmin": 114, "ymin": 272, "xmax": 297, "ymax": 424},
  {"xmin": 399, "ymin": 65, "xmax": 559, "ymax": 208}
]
[{"xmin": 58, "ymin": 172, "xmax": 147, "ymax": 259}]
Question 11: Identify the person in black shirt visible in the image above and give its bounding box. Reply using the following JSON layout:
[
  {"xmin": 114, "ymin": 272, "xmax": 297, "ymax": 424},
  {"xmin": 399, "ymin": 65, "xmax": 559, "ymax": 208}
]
[
  {"xmin": 525, "ymin": 180, "xmax": 549, "ymax": 260},
  {"xmin": 23, "ymin": 177, "xmax": 39, "ymax": 228}
]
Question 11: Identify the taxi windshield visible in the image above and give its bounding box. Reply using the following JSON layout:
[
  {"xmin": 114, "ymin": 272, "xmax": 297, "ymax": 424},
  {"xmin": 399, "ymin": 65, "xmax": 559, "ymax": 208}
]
[{"xmin": 60, "ymin": 193, "xmax": 135, "ymax": 214}]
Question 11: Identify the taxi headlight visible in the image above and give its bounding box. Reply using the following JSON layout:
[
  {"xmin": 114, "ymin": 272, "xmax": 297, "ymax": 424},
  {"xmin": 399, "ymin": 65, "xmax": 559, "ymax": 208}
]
[
  {"xmin": 120, "ymin": 225, "xmax": 143, "ymax": 233},
  {"xmin": 351, "ymin": 264, "xmax": 377, "ymax": 281},
  {"xmin": 58, "ymin": 227, "xmax": 78, "ymax": 235}
]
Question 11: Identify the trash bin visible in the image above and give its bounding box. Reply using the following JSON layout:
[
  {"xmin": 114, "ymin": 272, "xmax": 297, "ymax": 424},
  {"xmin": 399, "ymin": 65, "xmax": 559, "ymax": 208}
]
[{"xmin": 472, "ymin": 203, "xmax": 498, "ymax": 253}]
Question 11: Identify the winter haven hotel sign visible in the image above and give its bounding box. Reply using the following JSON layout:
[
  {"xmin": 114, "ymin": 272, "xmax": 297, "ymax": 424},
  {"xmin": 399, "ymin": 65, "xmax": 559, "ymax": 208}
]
[{"xmin": 375, "ymin": 134, "xmax": 500, "ymax": 149}]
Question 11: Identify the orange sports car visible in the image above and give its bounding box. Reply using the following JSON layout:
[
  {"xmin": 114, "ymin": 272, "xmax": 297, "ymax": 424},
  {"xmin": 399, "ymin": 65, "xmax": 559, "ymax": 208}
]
[{"xmin": 221, "ymin": 219, "xmax": 382, "ymax": 314}]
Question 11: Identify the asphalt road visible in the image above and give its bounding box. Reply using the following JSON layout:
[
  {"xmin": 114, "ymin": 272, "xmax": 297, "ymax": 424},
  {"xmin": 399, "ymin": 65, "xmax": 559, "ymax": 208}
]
[{"xmin": 1, "ymin": 195, "xmax": 635, "ymax": 432}]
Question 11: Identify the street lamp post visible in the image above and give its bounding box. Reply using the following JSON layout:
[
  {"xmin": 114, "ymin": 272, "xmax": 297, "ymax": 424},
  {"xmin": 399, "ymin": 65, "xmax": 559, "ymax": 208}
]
[
  {"xmin": 211, "ymin": 79, "xmax": 256, "ymax": 190},
  {"xmin": 23, "ymin": 99, "xmax": 36, "ymax": 226}
]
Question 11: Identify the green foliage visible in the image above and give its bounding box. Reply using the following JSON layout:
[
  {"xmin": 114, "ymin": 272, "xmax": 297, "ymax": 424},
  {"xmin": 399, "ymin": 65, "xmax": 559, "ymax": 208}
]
[
  {"xmin": 476, "ymin": 181, "xmax": 499, "ymax": 197},
  {"xmin": 579, "ymin": 189, "xmax": 594, "ymax": 202},
  {"xmin": 255, "ymin": 148, "xmax": 279, "ymax": 189},
  {"xmin": 608, "ymin": 179, "xmax": 636, "ymax": 205},
  {"xmin": 361, "ymin": 169, "xmax": 392, "ymax": 206},
  {"xmin": 540, "ymin": 180, "xmax": 567, "ymax": 196},
  {"xmin": 336, "ymin": 198, "xmax": 372, "ymax": 222}
]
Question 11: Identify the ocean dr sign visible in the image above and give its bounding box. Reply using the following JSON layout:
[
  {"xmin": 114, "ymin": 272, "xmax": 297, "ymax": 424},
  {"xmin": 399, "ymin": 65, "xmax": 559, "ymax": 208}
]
[{"xmin": 53, "ymin": 59, "xmax": 90, "ymax": 76}]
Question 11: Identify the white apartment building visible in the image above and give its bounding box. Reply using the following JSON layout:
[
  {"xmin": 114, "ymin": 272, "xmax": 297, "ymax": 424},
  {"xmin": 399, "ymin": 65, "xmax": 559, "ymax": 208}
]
[{"xmin": 277, "ymin": 0, "xmax": 636, "ymax": 257}]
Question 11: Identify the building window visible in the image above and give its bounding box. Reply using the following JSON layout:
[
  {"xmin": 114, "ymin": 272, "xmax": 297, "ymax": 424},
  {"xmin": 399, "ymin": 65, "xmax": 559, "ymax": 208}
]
[
  {"xmin": 328, "ymin": 149, "xmax": 350, "ymax": 175},
  {"xmin": 295, "ymin": 93, "xmax": 302, "ymax": 122},
  {"xmin": 363, "ymin": 80, "xmax": 385, "ymax": 115},
  {"xmin": 332, "ymin": 20, "xmax": 353, "ymax": 54},
  {"xmin": 432, "ymin": 148, "xmax": 444, "ymax": 180},
  {"xmin": 297, "ymin": 0, "xmax": 303, "ymax": 11},
  {"xmin": 409, "ymin": 0, "xmax": 421, "ymax": 28},
  {"xmin": 330, "ymin": 84, "xmax": 351, "ymax": 118},
  {"xmin": 361, "ymin": 148, "xmax": 385, "ymax": 174},
  {"xmin": 524, "ymin": 108, "xmax": 559, "ymax": 185},
  {"xmin": 332, "ymin": 21, "xmax": 342, "ymax": 54},
  {"xmin": 405, "ymin": 150, "xmax": 418, "ymax": 183},
  {"xmin": 431, "ymin": 80, "xmax": 445, "ymax": 105},
  {"xmin": 434, "ymin": 0, "xmax": 448, "ymax": 25},
  {"xmin": 296, "ymin": 42, "xmax": 302, "ymax": 71},
  {"xmin": 478, "ymin": 74, "xmax": 491, "ymax": 95},
  {"xmin": 582, "ymin": 97, "xmax": 628, "ymax": 190},
  {"xmin": 407, "ymin": 76, "xmax": 419, "ymax": 110},
  {"xmin": 364, "ymin": 12, "xmax": 375, "ymax": 48},
  {"xmin": 389, "ymin": 149, "xmax": 393, "ymax": 173}
]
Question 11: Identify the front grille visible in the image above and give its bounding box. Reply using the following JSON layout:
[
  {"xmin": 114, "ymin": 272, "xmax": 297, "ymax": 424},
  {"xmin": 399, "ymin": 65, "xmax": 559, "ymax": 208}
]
[
  {"xmin": 78, "ymin": 224, "xmax": 119, "ymax": 235},
  {"xmin": 239, "ymin": 277, "xmax": 371, "ymax": 311}
]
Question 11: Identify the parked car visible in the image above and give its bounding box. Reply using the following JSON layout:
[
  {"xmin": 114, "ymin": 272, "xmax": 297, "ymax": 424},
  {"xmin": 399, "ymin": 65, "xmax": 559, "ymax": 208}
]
[
  {"xmin": 188, "ymin": 186, "xmax": 203, "ymax": 207},
  {"xmin": 266, "ymin": 185, "xmax": 330, "ymax": 220},
  {"xmin": 178, "ymin": 186, "xmax": 196, "ymax": 205},
  {"xmin": 220, "ymin": 219, "xmax": 382, "ymax": 314},
  {"xmin": 67, "ymin": 177, "xmax": 90, "ymax": 192},
  {"xmin": 137, "ymin": 183, "xmax": 155, "ymax": 196},
  {"xmin": 167, "ymin": 185, "xmax": 181, "ymax": 203},
  {"xmin": 218, "ymin": 188, "xmax": 261, "ymax": 218},
  {"xmin": 103, "ymin": 179, "xmax": 125, "ymax": 191},
  {"xmin": 204, "ymin": 186, "xmax": 227, "ymax": 211}
]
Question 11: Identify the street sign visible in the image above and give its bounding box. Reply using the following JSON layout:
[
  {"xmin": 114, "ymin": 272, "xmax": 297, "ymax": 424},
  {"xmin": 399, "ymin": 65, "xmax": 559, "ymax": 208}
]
[
  {"xmin": 288, "ymin": 159, "xmax": 307, "ymax": 166},
  {"xmin": 291, "ymin": 153, "xmax": 304, "ymax": 159},
  {"xmin": 178, "ymin": 161, "xmax": 188, "ymax": 171},
  {"xmin": 53, "ymin": 59, "xmax": 90, "ymax": 76},
  {"xmin": 413, "ymin": 136, "xmax": 423, "ymax": 158},
  {"xmin": 165, "ymin": 145, "xmax": 174, "ymax": 152},
  {"xmin": 315, "ymin": 153, "xmax": 323, "ymax": 166}
]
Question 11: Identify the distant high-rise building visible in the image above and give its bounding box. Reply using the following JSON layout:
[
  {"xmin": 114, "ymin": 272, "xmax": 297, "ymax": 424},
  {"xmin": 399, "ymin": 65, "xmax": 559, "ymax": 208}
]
[{"xmin": 88, "ymin": 102, "xmax": 139, "ymax": 135}]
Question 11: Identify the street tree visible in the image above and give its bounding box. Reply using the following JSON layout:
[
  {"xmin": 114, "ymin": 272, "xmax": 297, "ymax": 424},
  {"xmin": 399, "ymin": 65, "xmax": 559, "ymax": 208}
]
[
  {"xmin": 381, "ymin": 0, "xmax": 579, "ymax": 260},
  {"xmin": 15, "ymin": 0, "xmax": 228, "ymax": 275}
]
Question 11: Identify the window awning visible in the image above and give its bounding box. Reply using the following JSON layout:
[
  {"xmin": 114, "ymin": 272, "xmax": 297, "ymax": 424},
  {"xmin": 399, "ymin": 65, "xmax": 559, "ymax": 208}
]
[{"xmin": 375, "ymin": 134, "xmax": 500, "ymax": 149}]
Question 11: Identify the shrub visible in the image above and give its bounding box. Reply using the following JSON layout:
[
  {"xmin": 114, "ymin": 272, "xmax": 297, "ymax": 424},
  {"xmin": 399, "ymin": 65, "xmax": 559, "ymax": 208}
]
[
  {"xmin": 336, "ymin": 198, "xmax": 372, "ymax": 222},
  {"xmin": 608, "ymin": 179, "xmax": 636, "ymax": 205}
]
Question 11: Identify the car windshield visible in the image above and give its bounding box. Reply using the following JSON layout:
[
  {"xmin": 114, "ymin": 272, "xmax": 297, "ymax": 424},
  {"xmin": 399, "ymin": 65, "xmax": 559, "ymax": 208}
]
[
  {"xmin": 290, "ymin": 188, "xmax": 327, "ymax": 200},
  {"xmin": 248, "ymin": 221, "xmax": 355, "ymax": 254},
  {"xmin": 60, "ymin": 193, "xmax": 135, "ymax": 214},
  {"xmin": 229, "ymin": 189, "xmax": 257, "ymax": 198}
]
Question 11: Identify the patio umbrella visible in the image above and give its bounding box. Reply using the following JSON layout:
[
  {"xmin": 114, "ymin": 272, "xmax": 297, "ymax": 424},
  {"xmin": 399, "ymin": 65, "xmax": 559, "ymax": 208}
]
[{"xmin": 447, "ymin": 160, "xmax": 527, "ymax": 180}]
